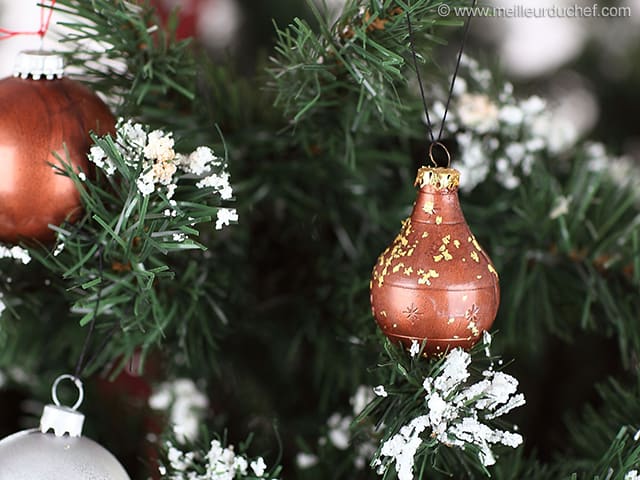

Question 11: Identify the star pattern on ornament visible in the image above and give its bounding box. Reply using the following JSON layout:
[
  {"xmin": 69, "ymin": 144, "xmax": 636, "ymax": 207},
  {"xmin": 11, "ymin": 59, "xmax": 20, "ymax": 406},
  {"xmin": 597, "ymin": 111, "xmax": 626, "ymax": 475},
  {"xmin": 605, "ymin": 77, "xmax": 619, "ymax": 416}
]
[
  {"xmin": 465, "ymin": 303, "xmax": 480, "ymax": 322},
  {"xmin": 402, "ymin": 303, "xmax": 422, "ymax": 323}
]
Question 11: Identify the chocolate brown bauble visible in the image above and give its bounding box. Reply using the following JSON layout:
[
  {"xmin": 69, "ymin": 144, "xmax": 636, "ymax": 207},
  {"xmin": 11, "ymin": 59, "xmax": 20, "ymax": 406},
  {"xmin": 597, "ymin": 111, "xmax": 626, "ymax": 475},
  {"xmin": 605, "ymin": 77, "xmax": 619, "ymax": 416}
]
[
  {"xmin": 370, "ymin": 166, "xmax": 500, "ymax": 356},
  {"xmin": 0, "ymin": 75, "xmax": 115, "ymax": 244}
]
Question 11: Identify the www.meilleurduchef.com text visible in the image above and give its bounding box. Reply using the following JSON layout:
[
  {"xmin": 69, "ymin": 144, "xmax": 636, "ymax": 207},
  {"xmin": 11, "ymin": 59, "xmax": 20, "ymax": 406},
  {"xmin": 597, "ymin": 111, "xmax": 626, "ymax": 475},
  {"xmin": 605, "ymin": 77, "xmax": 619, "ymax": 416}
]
[{"xmin": 437, "ymin": 3, "xmax": 632, "ymax": 18}]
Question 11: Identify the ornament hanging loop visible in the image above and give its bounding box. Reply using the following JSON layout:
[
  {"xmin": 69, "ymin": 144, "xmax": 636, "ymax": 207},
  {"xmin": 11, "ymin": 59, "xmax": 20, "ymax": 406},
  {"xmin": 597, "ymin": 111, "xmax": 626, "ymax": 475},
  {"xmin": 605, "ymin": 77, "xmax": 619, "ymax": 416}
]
[
  {"xmin": 52, "ymin": 374, "xmax": 84, "ymax": 411},
  {"xmin": 428, "ymin": 142, "xmax": 451, "ymax": 168}
]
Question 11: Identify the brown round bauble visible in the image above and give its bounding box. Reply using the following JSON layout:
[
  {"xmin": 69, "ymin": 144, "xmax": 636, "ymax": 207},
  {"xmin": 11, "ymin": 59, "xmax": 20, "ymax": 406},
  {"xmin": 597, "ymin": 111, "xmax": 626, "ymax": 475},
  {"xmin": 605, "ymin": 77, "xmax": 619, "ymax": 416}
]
[
  {"xmin": 370, "ymin": 166, "xmax": 500, "ymax": 356},
  {"xmin": 0, "ymin": 74, "xmax": 115, "ymax": 244}
]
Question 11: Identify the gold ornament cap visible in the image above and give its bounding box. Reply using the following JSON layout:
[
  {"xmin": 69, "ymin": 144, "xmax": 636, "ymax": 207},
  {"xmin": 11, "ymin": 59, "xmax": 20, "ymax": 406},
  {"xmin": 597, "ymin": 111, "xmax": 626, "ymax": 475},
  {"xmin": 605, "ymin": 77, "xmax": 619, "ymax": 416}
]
[
  {"xmin": 414, "ymin": 141, "xmax": 460, "ymax": 191},
  {"xmin": 415, "ymin": 166, "xmax": 460, "ymax": 191}
]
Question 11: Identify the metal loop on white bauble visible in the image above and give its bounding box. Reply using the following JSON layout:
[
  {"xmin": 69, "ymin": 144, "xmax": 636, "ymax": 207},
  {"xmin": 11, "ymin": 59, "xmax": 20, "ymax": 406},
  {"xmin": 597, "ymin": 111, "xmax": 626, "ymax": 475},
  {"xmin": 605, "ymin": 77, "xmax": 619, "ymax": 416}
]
[{"xmin": 51, "ymin": 374, "xmax": 84, "ymax": 411}]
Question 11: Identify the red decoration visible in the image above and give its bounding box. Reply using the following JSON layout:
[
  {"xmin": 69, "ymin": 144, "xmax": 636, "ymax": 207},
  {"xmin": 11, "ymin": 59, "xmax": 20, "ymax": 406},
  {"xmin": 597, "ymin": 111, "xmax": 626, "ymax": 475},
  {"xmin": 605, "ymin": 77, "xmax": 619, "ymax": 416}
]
[
  {"xmin": 0, "ymin": 0, "xmax": 57, "ymax": 41},
  {"xmin": 370, "ymin": 166, "xmax": 500, "ymax": 356},
  {"xmin": 0, "ymin": 72, "xmax": 115, "ymax": 244},
  {"xmin": 96, "ymin": 352, "xmax": 164, "ymax": 480},
  {"xmin": 151, "ymin": 0, "xmax": 204, "ymax": 40}
]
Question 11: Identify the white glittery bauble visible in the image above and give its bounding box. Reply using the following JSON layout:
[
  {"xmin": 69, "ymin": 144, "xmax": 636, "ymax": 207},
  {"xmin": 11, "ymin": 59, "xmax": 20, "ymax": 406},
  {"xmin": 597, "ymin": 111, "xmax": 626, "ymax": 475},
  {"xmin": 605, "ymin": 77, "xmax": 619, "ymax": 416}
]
[{"xmin": 0, "ymin": 429, "xmax": 130, "ymax": 480}]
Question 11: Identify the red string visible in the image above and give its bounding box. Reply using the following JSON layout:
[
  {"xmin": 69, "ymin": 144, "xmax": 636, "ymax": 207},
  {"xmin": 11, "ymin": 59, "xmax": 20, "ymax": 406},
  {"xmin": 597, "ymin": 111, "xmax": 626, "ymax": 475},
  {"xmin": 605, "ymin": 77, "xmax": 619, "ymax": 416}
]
[{"xmin": 0, "ymin": 1, "xmax": 57, "ymax": 41}]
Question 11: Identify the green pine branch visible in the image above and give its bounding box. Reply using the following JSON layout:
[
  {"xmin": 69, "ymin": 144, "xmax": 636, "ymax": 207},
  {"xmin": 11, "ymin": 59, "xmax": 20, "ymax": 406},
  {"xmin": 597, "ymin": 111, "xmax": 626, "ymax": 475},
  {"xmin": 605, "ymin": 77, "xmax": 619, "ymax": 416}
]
[
  {"xmin": 490, "ymin": 152, "xmax": 640, "ymax": 366},
  {"xmin": 53, "ymin": 0, "xmax": 196, "ymax": 121},
  {"xmin": 269, "ymin": 0, "xmax": 469, "ymax": 162}
]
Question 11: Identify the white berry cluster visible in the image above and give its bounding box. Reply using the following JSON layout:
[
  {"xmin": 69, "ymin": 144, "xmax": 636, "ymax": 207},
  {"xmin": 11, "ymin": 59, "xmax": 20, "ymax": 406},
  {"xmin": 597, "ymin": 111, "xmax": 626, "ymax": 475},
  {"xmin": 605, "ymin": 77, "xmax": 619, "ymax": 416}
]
[
  {"xmin": 374, "ymin": 347, "xmax": 525, "ymax": 480},
  {"xmin": 297, "ymin": 384, "xmax": 380, "ymax": 471},
  {"xmin": 431, "ymin": 54, "xmax": 578, "ymax": 192},
  {"xmin": 149, "ymin": 378, "xmax": 210, "ymax": 443},
  {"xmin": 160, "ymin": 439, "xmax": 276, "ymax": 480},
  {"xmin": 88, "ymin": 119, "xmax": 237, "ymax": 231},
  {"xmin": 0, "ymin": 245, "xmax": 31, "ymax": 265}
]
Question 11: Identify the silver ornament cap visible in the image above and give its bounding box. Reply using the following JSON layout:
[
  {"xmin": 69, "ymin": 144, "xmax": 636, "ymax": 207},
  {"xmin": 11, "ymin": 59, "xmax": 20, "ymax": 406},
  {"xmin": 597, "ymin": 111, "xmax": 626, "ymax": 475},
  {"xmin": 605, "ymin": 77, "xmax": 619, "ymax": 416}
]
[
  {"xmin": 0, "ymin": 374, "xmax": 131, "ymax": 480},
  {"xmin": 13, "ymin": 50, "xmax": 65, "ymax": 80},
  {"xmin": 40, "ymin": 374, "xmax": 86, "ymax": 437},
  {"xmin": 40, "ymin": 405, "xmax": 85, "ymax": 437}
]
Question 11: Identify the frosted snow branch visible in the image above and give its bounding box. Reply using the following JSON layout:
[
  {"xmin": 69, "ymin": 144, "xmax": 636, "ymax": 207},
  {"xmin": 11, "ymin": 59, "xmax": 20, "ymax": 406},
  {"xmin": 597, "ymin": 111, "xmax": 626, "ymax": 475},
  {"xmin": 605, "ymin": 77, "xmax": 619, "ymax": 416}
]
[
  {"xmin": 372, "ymin": 348, "xmax": 525, "ymax": 480},
  {"xmin": 88, "ymin": 119, "xmax": 238, "ymax": 232},
  {"xmin": 160, "ymin": 439, "xmax": 280, "ymax": 480}
]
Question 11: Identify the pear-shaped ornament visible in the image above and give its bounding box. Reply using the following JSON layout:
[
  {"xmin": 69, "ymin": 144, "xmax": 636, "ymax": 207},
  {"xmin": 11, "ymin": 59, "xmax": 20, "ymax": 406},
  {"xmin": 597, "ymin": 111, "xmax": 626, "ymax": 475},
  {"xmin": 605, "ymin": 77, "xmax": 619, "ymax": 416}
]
[
  {"xmin": 0, "ymin": 375, "xmax": 130, "ymax": 480},
  {"xmin": 370, "ymin": 161, "xmax": 500, "ymax": 356}
]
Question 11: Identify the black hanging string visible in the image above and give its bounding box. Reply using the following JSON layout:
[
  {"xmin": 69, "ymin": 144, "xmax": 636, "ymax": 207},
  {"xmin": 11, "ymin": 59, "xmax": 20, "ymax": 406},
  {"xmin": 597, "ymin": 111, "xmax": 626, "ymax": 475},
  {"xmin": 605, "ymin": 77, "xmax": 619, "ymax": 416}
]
[
  {"xmin": 406, "ymin": 0, "xmax": 479, "ymax": 156},
  {"xmin": 73, "ymin": 246, "xmax": 105, "ymax": 379},
  {"xmin": 406, "ymin": 9, "xmax": 435, "ymax": 144}
]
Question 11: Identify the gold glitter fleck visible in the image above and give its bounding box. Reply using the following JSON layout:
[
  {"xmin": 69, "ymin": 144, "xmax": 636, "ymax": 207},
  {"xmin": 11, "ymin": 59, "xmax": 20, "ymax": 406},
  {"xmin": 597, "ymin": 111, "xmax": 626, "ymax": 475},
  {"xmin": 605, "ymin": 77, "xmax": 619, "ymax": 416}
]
[
  {"xmin": 471, "ymin": 236, "xmax": 483, "ymax": 252},
  {"xmin": 453, "ymin": 239, "xmax": 461, "ymax": 248},
  {"xmin": 436, "ymin": 216, "xmax": 443, "ymax": 225},
  {"xmin": 467, "ymin": 321, "xmax": 480, "ymax": 336},
  {"xmin": 422, "ymin": 232, "xmax": 429, "ymax": 238},
  {"xmin": 476, "ymin": 275, "xmax": 483, "ymax": 279},
  {"xmin": 442, "ymin": 235, "xmax": 451, "ymax": 245},
  {"xmin": 434, "ymin": 254, "xmax": 443, "ymax": 263},
  {"xmin": 488, "ymin": 264, "xmax": 499, "ymax": 277},
  {"xmin": 404, "ymin": 267, "xmax": 413, "ymax": 276},
  {"xmin": 374, "ymin": 218, "xmax": 418, "ymax": 287},
  {"xmin": 381, "ymin": 311, "xmax": 387, "ymax": 317},
  {"xmin": 417, "ymin": 269, "xmax": 440, "ymax": 286},
  {"xmin": 470, "ymin": 251, "xmax": 480, "ymax": 263},
  {"xmin": 422, "ymin": 201, "xmax": 435, "ymax": 215},
  {"xmin": 447, "ymin": 317, "xmax": 455, "ymax": 324}
]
